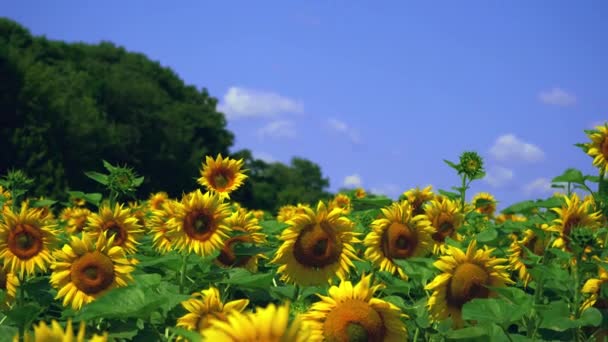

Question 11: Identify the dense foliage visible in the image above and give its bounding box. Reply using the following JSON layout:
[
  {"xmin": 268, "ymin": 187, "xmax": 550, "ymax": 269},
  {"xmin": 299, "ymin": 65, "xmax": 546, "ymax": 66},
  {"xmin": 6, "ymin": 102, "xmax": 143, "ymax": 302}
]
[{"xmin": 0, "ymin": 18, "xmax": 330, "ymax": 212}]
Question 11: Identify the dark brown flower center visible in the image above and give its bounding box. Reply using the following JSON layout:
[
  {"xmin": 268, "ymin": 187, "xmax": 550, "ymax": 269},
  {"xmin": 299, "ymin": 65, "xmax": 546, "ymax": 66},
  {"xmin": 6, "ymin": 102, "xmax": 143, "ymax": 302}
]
[
  {"xmin": 216, "ymin": 235, "xmax": 253, "ymax": 267},
  {"xmin": 323, "ymin": 299, "xmax": 386, "ymax": 342},
  {"xmin": 210, "ymin": 169, "xmax": 234, "ymax": 190},
  {"xmin": 432, "ymin": 218, "xmax": 454, "ymax": 243},
  {"xmin": 184, "ymin": 210, "xmax": 216, "ymax": 241},
  {"xmin": 71, "ymin": 251, "xmax": 115, "ymax": 295},
  {"xmin": 293, "ymin": 222, "xmax": 342, "ymax": 268},
  {"xmin": 601, "ymin": 136, "xmax": 608, "ymax": 159},
  {"xmin": 102, "ymin": 221, "xmax": 127, "ymax": 246},
  {"xmin": 0, "ymin": 268, "xmax": 6, "ymax": 290},
  {"xmin": 381, "ymin": 222, "xmax": 418, "ymax": 259},
  {"xmin": 446, "ymin": 262, "xmax": 490, "ymax": 308},
  {"xmin": 563, "ymin": 215, "xmax": 582, "ymax": 236},
  {"xmin": 8, "ymin": 223, "xmax": 44, "ymax": 260}
]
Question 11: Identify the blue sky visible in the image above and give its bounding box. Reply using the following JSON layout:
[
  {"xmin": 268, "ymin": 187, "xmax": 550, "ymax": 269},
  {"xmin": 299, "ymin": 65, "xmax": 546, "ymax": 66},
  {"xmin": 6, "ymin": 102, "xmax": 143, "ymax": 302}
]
[{"xmin": 4, "ymin": 1, "xmax": 607, "ymax": 209}]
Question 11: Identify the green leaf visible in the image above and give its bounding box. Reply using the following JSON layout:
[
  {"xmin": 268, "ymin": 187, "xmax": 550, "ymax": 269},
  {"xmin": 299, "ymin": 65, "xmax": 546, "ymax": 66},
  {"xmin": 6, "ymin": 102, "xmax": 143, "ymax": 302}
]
[
  {"xmin": 219, "ymin": 269, "xmax": 274, "ymax": 290},
  {"xmin": 476, "ymin": 227, "xmax": 498, "ymax": 242},
  {"xmin": 74, "ymin": 274, "xmax": 190, "ymax": 321},
  {"xmin": 578, "ymin": 307, "xmax": 602, "ymax": 327},
  {"xmin": 383, "ymin": 295, "xmax": 408, "ymax": 311},
  {"xmin": 438, "ymin": 189, "xmax": 460, "ymax": 200},
  {"xmin": 462, "ymin": 297, "xmax": 527, "ymax": 325},
  {"xmin": 133, "ymin": 176, "xmax": 145, "ymax": 187},
  {"xmin": 535, "ymin": 197, "xmax": 565, "ymax": 209},
  {"xmin": 269, "ymin": 285, "xmax": 296, "ymax": 300},
  {"xmin": 260, "ymin": 220, "xmax": 290, "ymax": 234},
  {"xmin": 83, "ymin": 192, "xmax": 103, "ymax": 206},
  {"xmin": 552, "ymin": 168, "xmax": 585, "ymax": 185},
  {"xmin": 443, "ymin": 159, "xmax": 460, "ymax": 171},
  {"xmin": 6, "ymin": 302, "xmax": 43, "ymax": 328},
  {"xmin": 501, "ymin": 200, "xmax": 537, "ymax": 215},
  {"xmin": 84, "ymin": 171, "xmax": 109, "ymax": 185},
  {"xmin": 352, "ymin": 197, "xmax": 393, "ymax": 210},
  {"xmin": 102, "ymin": 159, "xmax": 116, "ymax": 172},
  {"xmin": 167, "ymin": 327, "xmax": 202, "ymax": 342},
  {"xmin": 585, "ymin": 175, "xmax": 601, "ymax": 183},
  {"xmin": 29, "ymin": 199, "xmax": 57, "ymax": 207}
]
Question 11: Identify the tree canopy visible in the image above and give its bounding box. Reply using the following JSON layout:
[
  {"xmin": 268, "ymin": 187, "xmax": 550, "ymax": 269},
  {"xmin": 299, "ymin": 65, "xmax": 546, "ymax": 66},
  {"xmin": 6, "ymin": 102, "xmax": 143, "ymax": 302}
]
[{"xmin": 0, "ymin": 18, "xmax": 332, "ymax": 212}]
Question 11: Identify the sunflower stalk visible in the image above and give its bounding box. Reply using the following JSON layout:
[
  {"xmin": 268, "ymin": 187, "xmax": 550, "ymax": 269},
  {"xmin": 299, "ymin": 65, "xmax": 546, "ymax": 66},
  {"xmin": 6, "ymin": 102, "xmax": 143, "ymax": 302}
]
[
  {"xmin": 528, "ymin": 236, "xmax": 556, "ymax": 339},
  {"xmin": 179, "ymin": 253, "xmax": 190, "ymax": 295}
]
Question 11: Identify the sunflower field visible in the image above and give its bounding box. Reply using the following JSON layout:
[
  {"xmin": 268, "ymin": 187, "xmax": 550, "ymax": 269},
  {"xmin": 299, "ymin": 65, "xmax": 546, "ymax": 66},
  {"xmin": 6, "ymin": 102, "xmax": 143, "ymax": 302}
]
[{"xmin": 1, "ymin": 124, "xmax": 608, "ymax": 342}]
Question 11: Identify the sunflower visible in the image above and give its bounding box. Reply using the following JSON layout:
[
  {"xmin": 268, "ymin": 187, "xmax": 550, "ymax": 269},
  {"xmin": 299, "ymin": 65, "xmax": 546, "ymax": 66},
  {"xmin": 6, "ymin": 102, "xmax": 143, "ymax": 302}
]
[
  {"xmin": 148, "ymin": 191, "xmax": 169, "ymax": 211},
  {"xmin": 329, "ymin": 194, "xmax": 352, "ymax": 214},
  {"xmin": 471, "ymin": 192, "xmax": 497, "ymax": 218},
  {"xmin": 50, "ymin": 233, "xmax": 135, "ymax": 310},
  {"xmin": 177, "ymin": 287, "xmax": 249, "ymax": 333},
  {"xmin": 166, "ymin": 190, "xmax": 231, "ymax": 257},
  {"xmin": 364, "ymin": 201, "xmax": 434, "ymax": 279},
  {"xmin": 403, "ymin": 185, "xmax": 434, "ymax": 216},
  {"xmin": 355, "ymin": 188, "xmax": 367, "ymax": 199},
  {"xmin": 581, "ymin": 263, "xmax": 608, "ymax": 312},
  {"xmin": 147, "ymin": 200, "xmax": 180, "ymax": 254},
  {"xmin": 15, "ymin": 319, "xmax": 108, "ymax": 342},
  {"xmin": 128, "ymin": 201, "xmax": 147, "ymax": 230},
  {"xmin": 423, "ymin": 197, "xmax": 464, "ymax": 253},
  {"xmin": 201, "ymin": 302, "xmax": 310, "ymax": 342},
  {"xmin": 585, "ymin": 122, "xmax": 608, "ymax": 174},
  {"xmin": 302, "ymin": 273, "xmax": 408, "ymax": 342},
  {"xmin": 85, "ymin": 203, "xmax": 143, "ymax": 255},
  {"xmin": 252, "ymin": 210, "xmax": 265, "ymax": 221},
  {"xmin": 215, "ymin": 210, "xmax": 267, "ymax": 272},
  {"xmin": 0, "ymin": 266, "xmax": 19, "ymax": 307},
  {"xmin": 495, "ymin": 213, "xmax": 527, "ymax": 225},
  {"xmin": 507, "ymin": 229, "xmax": 547, "ymax": 287},
  {"xmin": 546, "ymin": 193, "xmax": 602, "ymax": 252},
  {"xmin": 0, "ymin": 202, "xmax": 58, "ymax": 277},
  {"xmin": 272, "ymin": 201, "xmax": 361, "ymax": 286},
  {"xmin": 425, "ymin": 240, "xmax": 513, "ymax": 328},
  {"xmin": 197, "ymin": 154, "xmax": 248, "ymax": 199},
  {"xmin": 60, "ymin": 207, "xmax": 92, "ymax": 235},
  {"xmin": 277, "ymin": 204, "xmax": 310, "ymax": 223}
]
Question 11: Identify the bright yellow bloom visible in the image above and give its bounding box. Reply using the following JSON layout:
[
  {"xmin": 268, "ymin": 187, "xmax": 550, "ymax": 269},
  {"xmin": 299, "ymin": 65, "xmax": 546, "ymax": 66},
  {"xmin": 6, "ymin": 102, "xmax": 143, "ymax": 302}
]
[
  {"xmin": 201, "ymin": 302, "xmax": 310, "ymax": 342},
  {"xmin": 14, "ymin": 319, "xmax": 107, "ymax": 342},
  {"xmin": 364, "ymin": 200, "xmax": 434, "ymax": 279},
  {"xmin": 50, "ymin": 233, "xmax": 135, "ymax": 310},
  {"xmin": 545, "ymin": 193, "xmax": 602, "ymax": 251},
  {"xmin": 198, "ymin": 154, "xmax": 248, "ymax": 200},
  {"xmin": 302, "ymin": 274, "xmax": 408, "ymax": 341},
  {"xmin": 147, "ymin": 200, "xmax": 181, "ymax": 254},
  {"xmin": 148, "ymin": 192, "xmax": 169, "ymax": 211},
  {"xmin": 585, "ymin": 122, "xmax": 608, "ymax": 174},
  {"xmin": 85, "ymin": 203, "xmax": 143, "ymax": 254},
  {"xmin": 495, "ymin": 213, "xmax": 527, "ymax": 224},
  {"xmin": 272, "ymin": 201, "xmax": 360, "ymax": 286},
  {"xmin": 403, "ymin": 185, "xmax": 434, "ymax": 216},
  {"xmin": 166, "ymin": 190, "xmax": 231, "ymax": 257},
  {"xmin": 177, "ymin": 287, "xmax": 249, "ymax": 333},
  {"xmin": 215, "ymin": 209, "xmax": 267, "ymax": 272},
  {"xmin": 425, "ymin": 240, "xmax": 513, "ymax": 328},
  {"xmin": 507, "ymin": 229, "xmax": 547, "ymax": 287},
  {"xmin": 329, "ymin": 194, "xmax": 352, "ymax": 214},
  {"xmin": 60, "ymin": 207, "xmax": 92, "ymax": 234},
  {"xmin": 423, "ymin": 197, "xmax": 464, "ymax": 254},
  {"xmin": 471, "ymin": 192, "xmax": 497, "ymax": 218},
  {"xmin": 582, "ymin": 264, "xmax": 608, "ymax": 311},
  {"xmin": 277, "ymin": 203, "xmax": 310, "ymax": 223},
  {"xmin": 0, "ymin": 266, "xmax": 19, "ymax": 307},
  {"xmin": 354, "ymin": 188, "xmax": 366, "ymax": 199},
  {"xmin": 0, "ymin": 202, "xmax": 57, "ymax": 277}
]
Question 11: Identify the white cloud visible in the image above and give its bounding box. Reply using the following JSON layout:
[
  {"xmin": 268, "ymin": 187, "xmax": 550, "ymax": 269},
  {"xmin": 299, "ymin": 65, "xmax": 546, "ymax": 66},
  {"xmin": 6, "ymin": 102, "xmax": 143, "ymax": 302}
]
[
  {"xmin": 483, "ymin": 166, "xmax": 514, "ymax": 187},
  {"xmin": 326, "ymin": 118, "xmax": 361, "ymax": 144},
  {"xmin": 489, "ymin": 134, "xmax": 544, "ymax": 162},
  {"xmin": 523, "ymin": 177, "xmax": 553, "ymax": 195},
  {"xmin": 370, "ymin": 184, "xmax": 401, "ymax": 199},
  {"xmin": 538, "ymin": 87, "xmax": 577, "ymax": 106},
  {"xmin": 217, "ymin": 87, "xmax": 304, "ymax": 119},
  {"xmin": 253, "ymin": 151, "xmax": 276, "ymax": 163},
  {"xmin": 257, "ymin": 120, "xmax": 296, "ymax": 139},
  {"xmin": 343, "ymin": 174, "xmax": 363, "ymax": 188}
]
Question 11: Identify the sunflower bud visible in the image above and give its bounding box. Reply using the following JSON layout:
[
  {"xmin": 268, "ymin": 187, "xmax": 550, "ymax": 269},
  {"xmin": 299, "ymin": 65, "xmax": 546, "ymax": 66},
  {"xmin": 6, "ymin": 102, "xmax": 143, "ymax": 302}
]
[
  {"xmin": 570, "ymin": 226, "xmax": 595, "ymax": 255},
  {"xmin": 458, "ymin": 151, "xmax": 485, "ymax": 179}
]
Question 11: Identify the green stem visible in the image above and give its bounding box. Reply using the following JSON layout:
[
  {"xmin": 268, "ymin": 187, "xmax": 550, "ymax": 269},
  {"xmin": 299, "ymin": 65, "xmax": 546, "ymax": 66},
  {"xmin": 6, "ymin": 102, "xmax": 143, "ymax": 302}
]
[
  {"xmin": 460, "ymin": 175, "xmax": 468, "ymax": 212},
  {"xmin": 293, "ymin": 284, "xmax": 300, "ymax": 302},
  {"xmin": 413, "ymin": 327, "xmax": 420, "ymax": 342},
  {"xmin": 17, "ymin": 275, "xmax": 26, "ymax": 342},
  {"xmin": 179, "ymin": 254, "xmax": 190, "ymax": 295}
]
